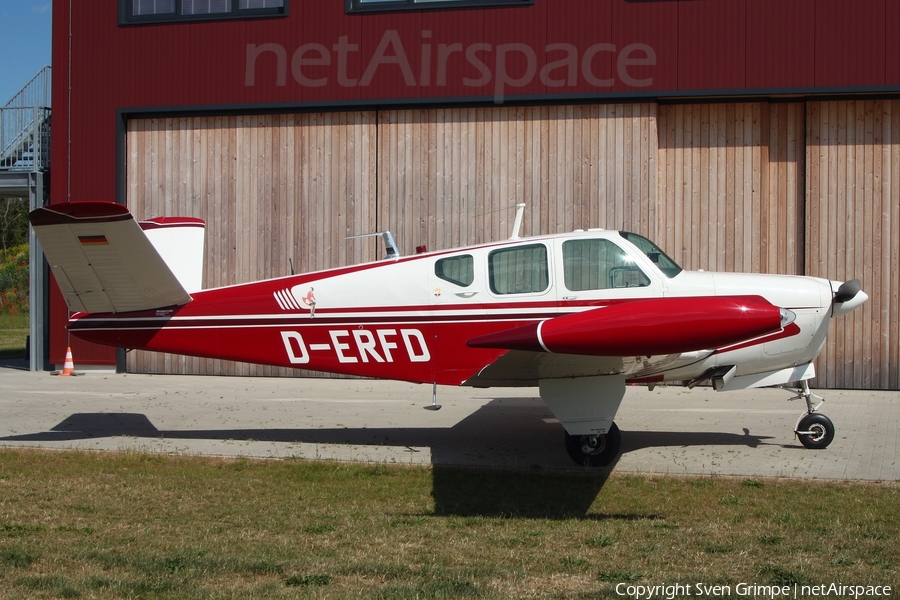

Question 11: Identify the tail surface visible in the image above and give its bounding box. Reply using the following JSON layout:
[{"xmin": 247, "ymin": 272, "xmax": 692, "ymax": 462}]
[{"xmin": 29, "ymin": 202, "xmax": 205, "ymax": 314}]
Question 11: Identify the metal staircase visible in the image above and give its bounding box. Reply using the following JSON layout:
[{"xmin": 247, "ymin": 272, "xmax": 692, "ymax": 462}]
[
  {"xmin": 0, "ymin": 66, "xmax": 52, "ymax": 373},
  {"xmin": 1, "ymin": 65, "xmax": 51, "ymax": 173}
]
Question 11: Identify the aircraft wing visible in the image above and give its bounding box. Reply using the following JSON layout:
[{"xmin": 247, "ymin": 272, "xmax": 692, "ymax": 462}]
[
  {"xmin": 458, "ymin": 349, "xmax": 695, "ymax": 386},
  {"xmin": 29, "ymin": 202, "xmax": 193, "ymax": 314}
]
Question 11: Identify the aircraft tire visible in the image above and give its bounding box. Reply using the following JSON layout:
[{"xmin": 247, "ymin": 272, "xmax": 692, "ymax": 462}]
[
  {"xmin": 796, "ymin": 413, "xmax": 835, "ymax": 449},
  {"xmin": 564, "ymin": 422, "xmax": 621, "ymax": 467}
]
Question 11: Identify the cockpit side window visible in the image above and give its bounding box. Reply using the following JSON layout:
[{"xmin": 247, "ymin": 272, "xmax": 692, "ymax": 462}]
[
  {"xmin": 489, "ymin": 244, "xmax": 549, "ymax": 295},
  {"xmin": 435, "ymin": 254, "xmax": 474, "ymax": 287},
  {"xmin": 563, "ymin": 239, "xmax": 650, "ymax": 291},
  {"xmin": 618, "ymin": 231, "xmax": 683, "ymax": 278}
]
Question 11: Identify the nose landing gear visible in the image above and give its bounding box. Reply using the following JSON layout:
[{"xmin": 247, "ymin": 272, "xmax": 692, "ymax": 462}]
[{"xmin": 789, "ymin": 380, "xmax": 835, "ymax": 449}]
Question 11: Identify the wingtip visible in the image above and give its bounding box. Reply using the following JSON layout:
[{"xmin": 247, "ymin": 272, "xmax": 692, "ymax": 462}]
[{"xmin": 29, "ymin": 202, "xmax": 131, "ymax": 227}]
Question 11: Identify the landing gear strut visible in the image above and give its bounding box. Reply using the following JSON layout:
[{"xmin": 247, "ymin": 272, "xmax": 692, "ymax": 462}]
[
  {"xmin": 789, "ymin": 380, "xmax": 835, "ymax": 449},
  {"xmin": 564, "ymin": 422, "xmax": 621, "ymax": 467}
]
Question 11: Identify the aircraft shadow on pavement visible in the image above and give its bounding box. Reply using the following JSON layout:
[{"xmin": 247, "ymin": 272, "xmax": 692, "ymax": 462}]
[{"xmin": 1, "ymin": 398, "xmax": 774, "ymax": 518}]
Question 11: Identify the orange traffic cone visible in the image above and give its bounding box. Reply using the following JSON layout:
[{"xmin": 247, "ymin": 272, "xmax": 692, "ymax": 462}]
[{"xmin": 57, "ymin": 347, "xmax": 75, "ymax": 376}]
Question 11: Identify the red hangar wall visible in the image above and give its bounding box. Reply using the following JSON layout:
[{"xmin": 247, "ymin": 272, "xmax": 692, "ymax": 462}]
[{"xmin": 51, "ymin": 0, "xmax": 900, "ymax": 389}]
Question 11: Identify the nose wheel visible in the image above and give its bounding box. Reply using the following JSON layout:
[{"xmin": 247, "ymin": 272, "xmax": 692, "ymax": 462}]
[
  {"xmin": 564, "ymin": 422, "xmax": 621, "ymax": 467},
  {"xmin": 789, "ymin": 380, "xmax": 835, "ymax": 449},
  {"xmin": 795, "ymin": 412, "xmax": 835, "ymax": 449}
]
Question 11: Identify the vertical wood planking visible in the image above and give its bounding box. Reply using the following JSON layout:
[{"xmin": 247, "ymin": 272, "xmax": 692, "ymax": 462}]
[
  {"xmin": 127, "ymin": 113, "xmax": 377, "ymax": 377},
  {"xmin": 806, "ymin": 100, "xmax": 899, "ymax": 389},
  {"xmin": 377, "ymin": 104, "xmax": 658, "ymax": 255},
  {"xmin": 125, "ymin": 101, "xmax": 895, "ymax": 390},
  {"xmin": 891, "ymin": 101, "xmax": 900, "ymax": 390},
  {"xmin": 656, "ymin": 101, "xmax": 900, "ymax": 391},
  {"xmin": 657, "ymin": 102, "xmax": 804, "ymax": 275}
]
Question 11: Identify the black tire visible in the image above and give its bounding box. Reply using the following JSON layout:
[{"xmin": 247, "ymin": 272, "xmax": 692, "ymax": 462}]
[
  {"xmin": 564, "ymin": 422, "xmax": 622, "ymax": 467},
  {"xmin": 796, "ymin": 413, "xmax": 835, "ymax": 449}
]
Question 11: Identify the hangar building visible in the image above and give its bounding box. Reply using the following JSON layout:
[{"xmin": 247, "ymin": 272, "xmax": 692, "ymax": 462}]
[{"xmin": 47, "ymin": 0, "xmax": 900, "ymax": 389}]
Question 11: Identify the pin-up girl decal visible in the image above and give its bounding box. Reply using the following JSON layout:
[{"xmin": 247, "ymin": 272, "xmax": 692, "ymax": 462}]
[{"xmin": 300, "ymin": 287, "xmax": 316, "ymax": 317}]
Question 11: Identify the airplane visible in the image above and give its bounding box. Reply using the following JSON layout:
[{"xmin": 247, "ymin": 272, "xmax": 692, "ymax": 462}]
[{"xmin": 28, "ymin": 201, "xmax": 868, "ymax": 467}]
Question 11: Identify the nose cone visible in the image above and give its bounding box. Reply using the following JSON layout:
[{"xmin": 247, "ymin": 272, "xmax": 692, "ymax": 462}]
[{"xmin": 831, "ymin": 279, "xmax": 868, "ymax": 317}]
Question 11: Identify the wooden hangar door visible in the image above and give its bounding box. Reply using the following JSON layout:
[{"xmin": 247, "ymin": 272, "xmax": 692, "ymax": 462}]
[
  {"xmin": 806, "ymin": 100, "xmax": 900, "ymax": 390},
  {"xmin": 376, "ymin": 104, "xmax": 659, "ymax": 391},
  {"xmin": 656, "ymin": 102, "xmax": 807, "ymax": 277},
  {"xmin": 376, "ymin": 104, "xmax": 659, "ymax": 255},
  {"xmin": 126, "ymin": 104, "xmax": 660, "ymax": 378},
  {"xmin": 657, "ymin": 100, "xmax": 898, "ymax": 391},
  {"xmin": 656, "ymin": 102, "xmax": 819, "ymax": 380},
  {"xmin": 126, "ymin": 113, "xmax": 378, "ymax": 377},
  {"xmin": 127, "ymin": 103, "xmax": 897, "ymax": 389}
]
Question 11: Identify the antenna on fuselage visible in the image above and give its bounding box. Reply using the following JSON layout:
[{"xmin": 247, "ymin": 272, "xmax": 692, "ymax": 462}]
[
  {"xmin": 509, "ymin": 203, "xmax": 526, "ymax": 240},
  {"xmin": 346, "ymin": 231, "xmax": 401, "ymax": 260}
]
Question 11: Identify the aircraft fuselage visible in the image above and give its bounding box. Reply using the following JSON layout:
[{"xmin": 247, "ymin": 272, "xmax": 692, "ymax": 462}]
[{"xmin": 67, "ymin": 228, "xmax": 845, "ymax": 391}]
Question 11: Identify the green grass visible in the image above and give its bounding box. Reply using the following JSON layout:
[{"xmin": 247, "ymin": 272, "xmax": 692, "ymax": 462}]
[
  {"xmin": 0, "ymin": 449, "xmax": 897, "ymax": 599},
  {"xmin": 0, "ymin": 312, "xmax": 28, "ymax": 358}
]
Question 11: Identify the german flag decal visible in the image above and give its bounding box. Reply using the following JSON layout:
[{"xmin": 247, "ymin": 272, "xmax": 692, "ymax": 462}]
[{"xmin": 78, "ymin": 235, "xmax": 109, "ymax": 245}]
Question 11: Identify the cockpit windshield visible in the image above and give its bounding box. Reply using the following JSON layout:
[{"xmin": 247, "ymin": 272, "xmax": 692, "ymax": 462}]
[{"xmin": 618, "ymin": 232, "xmax": 683, "ymax": 278}]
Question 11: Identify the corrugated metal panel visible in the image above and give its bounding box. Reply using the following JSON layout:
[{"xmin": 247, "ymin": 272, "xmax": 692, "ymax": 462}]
[
  {"xmin": 610, "ymin": 0, "xmax": 678, "ymax": 93},
  {"xmin": 360, "ymin": 14, "xmax": 427, "ymax": 100},
  {"xmin": 814, "ymin": 0, "xmax": 886, "ymax": 87},
  {"xmin": 886, "ymin": 1, "xmax": 900, "ymax": 86},
  {"xmin": 481, "ymin": 2, "xmax": 548, "ymax": 99},
  {"xmin": 544, "ymin": 0, "xmax": 611, "ymax": 96},
  {"xmin": 293, "ymin": 1, "xmax": 364, "ymax": 104},
  {"xmin": 745, "ymin": 0, "xmax": 816, "ymax": 90},
  {"xmin": 677, "ymin": 0, "xmax": 746, "ymax": 91},
  {"xmin": 55, "ymin": 0, "xmax": 900, "ymax": 112},
  {"xmin": 419, "ymin": 11, "xmax": 486, "ymax": 99},
  {"xmin": 69, "ymin": 5, "xmax": 120, "ymax": 202}
]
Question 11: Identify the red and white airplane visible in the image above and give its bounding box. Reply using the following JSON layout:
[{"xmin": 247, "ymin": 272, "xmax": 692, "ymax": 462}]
[{"xmin": 29, "ymin": 201, "xmax": 868, "ymax": 466}]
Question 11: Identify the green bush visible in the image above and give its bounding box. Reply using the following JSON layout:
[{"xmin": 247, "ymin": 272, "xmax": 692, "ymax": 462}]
[{"xmin": 0, "ymin": 244, "xmax": 28, "ymax": 316}]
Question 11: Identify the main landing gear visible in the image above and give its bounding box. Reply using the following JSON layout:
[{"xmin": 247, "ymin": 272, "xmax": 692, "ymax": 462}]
[
  {"xmin": 564, "ymin": 422, "xmax": 621, "ymax": 467},
  {"xmin": 789, "ymin": 380, "xmax": 835, "ymax": 449}
]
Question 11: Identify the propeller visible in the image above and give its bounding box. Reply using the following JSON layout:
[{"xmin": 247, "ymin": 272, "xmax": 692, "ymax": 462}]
[{"xmin": 834, "ymin": 279, "xmax": 860, "ymax": 303}]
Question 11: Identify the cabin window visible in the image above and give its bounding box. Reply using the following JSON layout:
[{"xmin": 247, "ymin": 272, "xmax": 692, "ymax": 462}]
[
  {"xmin": 489, "ymin": 244, "xmax": 549, "ymax": 295},
  {"xmin": 346, "ymin": 0, "xmax": 532, "ymax": 14},
  {"xmin": 435, "ymin": 255, "xmax": 474, "ymax": 287},
  {"xmin": 122, "ymin": 0, "xmax": 286, "ymax": 23},
  {"xmin": 563, "ymin": 239, "xmax": 650, "ymax": 291}
]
